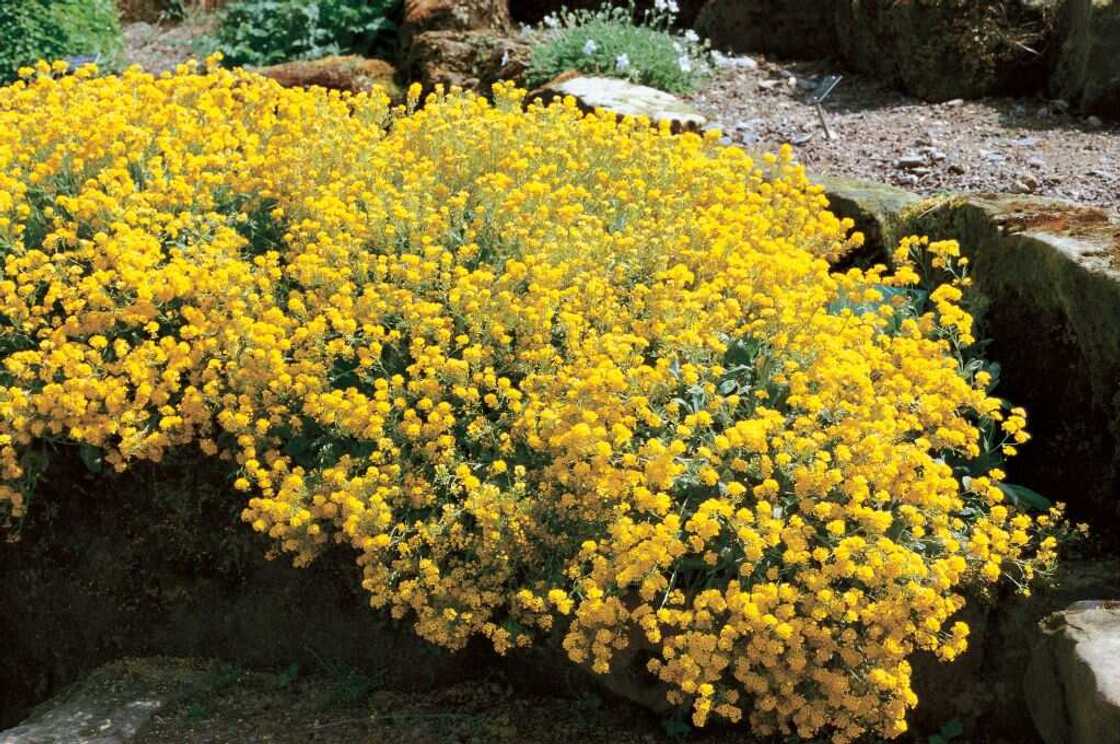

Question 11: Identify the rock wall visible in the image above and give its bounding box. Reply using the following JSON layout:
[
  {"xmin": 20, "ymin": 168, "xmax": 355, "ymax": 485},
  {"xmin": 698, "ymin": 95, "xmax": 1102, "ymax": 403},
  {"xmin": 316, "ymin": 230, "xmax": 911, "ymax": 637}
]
[{"xmin": 0, "ymin": 454, "xmax": 479, "ymax": 728}]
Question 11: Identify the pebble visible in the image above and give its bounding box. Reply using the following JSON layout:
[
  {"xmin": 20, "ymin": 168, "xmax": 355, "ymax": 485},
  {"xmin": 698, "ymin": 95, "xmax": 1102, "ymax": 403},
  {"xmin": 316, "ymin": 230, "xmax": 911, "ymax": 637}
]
[
  {"xmin": 1011, "ymin": 174, "xmax": 1040, "ymax": 193},
  {"xmin": 711, "ymin": 51, "xmax": 759, "ymax": 71},
  {"xmin": 1086, "ymin": 116, "xmax": 1104, "ymax": 128},
  {"xmin": 948, "ymin": 163, "xmax": 968, "ymax": 175},
  {"xmin": 944, "ymin": 99, "xmax": 964, "ymax": 107},
  {"xmin": 896, "ymin": 154, "xmax": 927, "ymax": 169},
  {"xmin": 1028, "ymin": 156, "xmax": 1046, "ymax": 169}
]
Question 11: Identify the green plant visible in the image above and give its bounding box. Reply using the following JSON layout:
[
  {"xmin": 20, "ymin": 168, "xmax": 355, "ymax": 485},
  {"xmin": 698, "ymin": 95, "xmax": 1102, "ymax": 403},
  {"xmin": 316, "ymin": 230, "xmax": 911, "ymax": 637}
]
[
  {"xmin": 0, "ymin": 0, "xmax": 122, "ymax": 83},
  {"xmin": 929, "ymin": 718, "xmax": 964, "ymax": 744},
  {"xmin": 205, "ymin": 0, "xmax": 399, "ymax": 67},
  {"xmin": 526, "ymin": 1, "xmax": 709, "ymax": 93}
]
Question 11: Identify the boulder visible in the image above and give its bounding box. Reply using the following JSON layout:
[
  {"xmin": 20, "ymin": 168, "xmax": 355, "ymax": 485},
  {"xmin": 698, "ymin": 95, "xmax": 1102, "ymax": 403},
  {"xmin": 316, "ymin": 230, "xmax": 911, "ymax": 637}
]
[
  {"xmin": 904, "ymin": 561, "xmax": 1120, "ymax": 738},
  {"xmin": 528, "ymin": 74, "xmax": 707, "ymax": 132},
  {"xmin": 0, "ymin": 659, "xmax": 203, "ymax": 744},
  {"xmin": 695, "ymin": 0, "xmax": 836, "ymax": 59},
  {"xmin": 255, "ymin": 56, "xmax": 402, "ymax": 101},
  {"xmin": 1051, "ymin": 0, "xmax": 1120, "ymax": 119},
  {"xmin": 834, "ymin": 0, "xmax": 1061, "ymax": 101},
  {"xmin": 814, "ymin": 174, "xmax": 922, "ymax": 268},
  {"xmin": 402, "ymin": 0, "xmax": 512, "ymax": 35},
  {"xmin": 408, "ymin": 30, "xmax": 532, "ymax": 92},
  {"xmin": 1025, "ymin": 603, "xmax": 1120, "ymax": 744}
]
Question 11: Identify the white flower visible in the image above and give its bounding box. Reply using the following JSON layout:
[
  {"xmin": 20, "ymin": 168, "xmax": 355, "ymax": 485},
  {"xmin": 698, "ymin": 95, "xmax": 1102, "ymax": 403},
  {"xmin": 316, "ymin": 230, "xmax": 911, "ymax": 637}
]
[
  {"xmin": 678, "ymin": 55, "xmax": 693, "ymax": 73},
  {"xmin": 615, "ymin": 53, "xmax": 630, "ymax": 72},
  {"xmin": 684, "ymin": 29, "xmax": 700, "ymax": 44},
  {"xmin": 542, "ymin": 13, "xmax": 560, "ymax": 29},
  {"xmin": 653, "ymin": 0, "xmax": 679, "ymax": 14},
  {"xmin": 672, "ymin": 41, "xmax": 683, "ymax": 53},
  {"xmin": 582, "ymin": 39, "xmax": 599, "ymax": 56}
]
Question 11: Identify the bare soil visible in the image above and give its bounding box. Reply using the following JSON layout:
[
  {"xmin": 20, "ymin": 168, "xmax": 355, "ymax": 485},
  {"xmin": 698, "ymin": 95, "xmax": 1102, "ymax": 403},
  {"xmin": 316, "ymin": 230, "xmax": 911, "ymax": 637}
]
[{"xmin": 688, "ymin": 56, "xmax": 1120, "ymax": 215}]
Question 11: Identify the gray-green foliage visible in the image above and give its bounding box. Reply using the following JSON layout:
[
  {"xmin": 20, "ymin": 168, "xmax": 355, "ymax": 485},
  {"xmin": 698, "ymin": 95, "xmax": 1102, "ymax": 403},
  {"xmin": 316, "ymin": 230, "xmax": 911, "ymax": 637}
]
[
  {"xmin": 526, "ymin": 2, "xmax": 709, "ymax": 94},
  {"xmin": 204, "ymin": 0, "xmax": 399, "ymax": 67},
  {"xmin": 0, "ymin": 0, "xmax": 123, "ymax": 83}
]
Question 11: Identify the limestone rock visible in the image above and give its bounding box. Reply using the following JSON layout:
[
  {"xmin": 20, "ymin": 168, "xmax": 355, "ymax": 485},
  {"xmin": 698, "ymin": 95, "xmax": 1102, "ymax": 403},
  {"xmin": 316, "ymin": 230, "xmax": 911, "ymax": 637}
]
[
  {"xmin": 695, "ymin": 0, "xmax": 836, "ymax": 59},
  {"xmin": 408, "ymin": 30, "xmax": 532, "ymax": 92},
  {"xmin": 529, "ymin": 74, "xmax": 707, "ymax": 132},
  {"xmin": 256, "ymin": 56, "xmax": 401, "ymax": 101},
  {"xmin": 1026, "ymin": 603, "xmax": 1120, "ymax": 744},
  {"xmin": 1052, "ymin": 0, "xmax": 1120, "ymax": 119},
  {"xmin": 402, "ymin": 0, "xmax": 511, "ymax": 35},
  {"xmin": 834, "ymin": 0, "xmax": 1061, "ymax": 101},
  {"xmin": 0, "ymin": 659, "xmax": 192, "ymax": 743}
]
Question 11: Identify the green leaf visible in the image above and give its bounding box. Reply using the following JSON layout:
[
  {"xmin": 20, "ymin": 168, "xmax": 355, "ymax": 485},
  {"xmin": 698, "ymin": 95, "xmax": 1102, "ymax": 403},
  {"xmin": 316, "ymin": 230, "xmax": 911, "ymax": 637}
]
[
  {"xmin": 79, "ymin": 443, "xmax": 103, "ymax": 474},
  {"xmin": 997, "ymin": 482, "xmax": 1052, "ymax": 512},
  {"xmin": 941, "ymin": 719, "xmax": 964, "ymax": 738}
]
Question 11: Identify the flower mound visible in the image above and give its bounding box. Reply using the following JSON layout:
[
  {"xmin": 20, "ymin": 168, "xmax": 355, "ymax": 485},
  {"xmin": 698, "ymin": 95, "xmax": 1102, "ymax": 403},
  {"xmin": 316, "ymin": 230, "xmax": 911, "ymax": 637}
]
[{"xmin": 0, "ymin": 62, "xmax": 1064, "ymax": 741}]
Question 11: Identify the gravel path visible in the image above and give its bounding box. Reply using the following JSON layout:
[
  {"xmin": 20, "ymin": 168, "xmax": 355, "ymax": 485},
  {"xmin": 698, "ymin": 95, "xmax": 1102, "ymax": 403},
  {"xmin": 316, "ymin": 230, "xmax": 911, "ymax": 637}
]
[
  {"xmin": 122, "ymin": 16, "xmax": 215, "ymax": 74},
  {"xmin": 688, "ymin": 56, "xmax": 1120, "ymax": 214}
]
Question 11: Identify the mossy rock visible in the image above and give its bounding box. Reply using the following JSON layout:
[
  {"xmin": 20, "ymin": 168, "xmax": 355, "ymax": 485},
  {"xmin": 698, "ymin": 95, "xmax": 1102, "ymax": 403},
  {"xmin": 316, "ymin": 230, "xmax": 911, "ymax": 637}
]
[
  {"xmin": 834, "ymin": 0, "xmax": 1061, "ymax": 101},
  {"xmin": 813, "ymin": 174, "xmax": 923, "ymax": 268}
]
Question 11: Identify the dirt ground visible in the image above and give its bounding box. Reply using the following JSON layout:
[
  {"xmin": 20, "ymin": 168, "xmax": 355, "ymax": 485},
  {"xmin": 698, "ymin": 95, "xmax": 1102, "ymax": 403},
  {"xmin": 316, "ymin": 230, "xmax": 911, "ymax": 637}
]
[
  {"xmin": 688, "ymin": 55, "xmax": 1119, "ymax": 214},
  {"xmin": 117, "ymin": 658, "xmax": 688, "ymax": 744}
]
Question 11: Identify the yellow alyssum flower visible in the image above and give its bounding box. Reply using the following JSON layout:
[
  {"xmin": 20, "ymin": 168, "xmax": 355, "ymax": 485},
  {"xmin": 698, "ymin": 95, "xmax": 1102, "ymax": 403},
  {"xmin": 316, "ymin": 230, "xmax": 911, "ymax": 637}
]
[{"xmin": 0, "ymin": 61, "xmax": 1067, "ymax": 742}]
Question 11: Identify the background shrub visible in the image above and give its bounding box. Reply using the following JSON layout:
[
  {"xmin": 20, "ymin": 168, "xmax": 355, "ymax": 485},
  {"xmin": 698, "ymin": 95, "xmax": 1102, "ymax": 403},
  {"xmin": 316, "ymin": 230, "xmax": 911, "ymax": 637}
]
[
  {"xmin": 526, "ymin": 1, "xmax": 709, "ymax": 93},
  {"xmin": 0, "ymin": 0, "xmax": 122, "ymax": 83},
  {"xmin": 205, "ymin": 0, "xmax": 399, "ymax": 67}
]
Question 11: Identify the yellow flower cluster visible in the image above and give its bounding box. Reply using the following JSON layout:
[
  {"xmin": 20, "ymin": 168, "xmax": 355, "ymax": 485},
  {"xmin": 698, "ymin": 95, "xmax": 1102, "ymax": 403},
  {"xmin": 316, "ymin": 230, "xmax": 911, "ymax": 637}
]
[{"xmin": 0, "ymin": 60, "xmax": 1065, "ymax": 741}]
